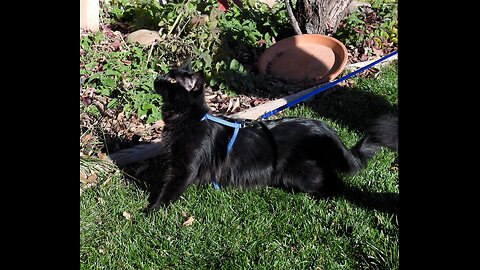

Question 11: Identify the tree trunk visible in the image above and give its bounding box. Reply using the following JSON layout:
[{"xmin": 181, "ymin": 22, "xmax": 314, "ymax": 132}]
[{"xmin": 293, "ymin": 0, "xmax": 353, "ymax": 34}]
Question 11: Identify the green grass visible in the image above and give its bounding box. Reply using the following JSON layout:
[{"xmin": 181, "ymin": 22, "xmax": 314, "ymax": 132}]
[{"xmin": 80, "ymin": 62, "xmax": 398, "ymax": 269}]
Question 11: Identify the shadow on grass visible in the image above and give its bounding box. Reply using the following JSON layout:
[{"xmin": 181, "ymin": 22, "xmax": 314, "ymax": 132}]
[
  {"xmin": 340, "ymin": 184, "xmax": 399, "ymax": 215},
  {"xmin": 115, "ymin": 153, "xmax": 169, "ymax": 204},
  {"xmin": 101, "ymin": 133, "xmax": 166, "ymax": 195},
  {"xmin": 308, "ymin": 85, "xmax": 398, "ymax": 133}
]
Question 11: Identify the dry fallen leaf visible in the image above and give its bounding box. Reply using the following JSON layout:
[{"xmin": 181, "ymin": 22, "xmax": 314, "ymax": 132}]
[
  {"xmin": 87, "ymin": 173, "xmax": 97, "ymax": 182},
  {"xmin": 182, "ymin": 216, "xmax": 195, "ymax": 226},
  {"xmin": 80, "ymin": 133, "xmax": 93, "ymax": 144},
  {"xmin": 80, "ymin": 171, "xmax": 88, "ymax": 181},
  {"xmin": 97, "ymin": 152, "xmax": 107, "ymax": 160},
  {"xmin": 123, "ymin": 211, "xmax": 132, "ymax": 220},
  {"xmin": 80, "ymin": 172, "xmax": 97, "ymax": 184},
  {"xmin": 152, "ymin": 120, "xmax": 165, "ymax": 131}
]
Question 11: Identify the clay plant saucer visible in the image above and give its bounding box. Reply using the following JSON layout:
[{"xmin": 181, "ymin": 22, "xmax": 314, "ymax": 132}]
[{"xmin": 258, "ymin": 34, "xmax": 348, "ymax": 84}]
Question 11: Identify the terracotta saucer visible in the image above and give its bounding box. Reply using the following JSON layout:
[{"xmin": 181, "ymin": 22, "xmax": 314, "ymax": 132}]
[{"xmin": 258, "ymin": 34, "xmax": 348, "ymax": 84}]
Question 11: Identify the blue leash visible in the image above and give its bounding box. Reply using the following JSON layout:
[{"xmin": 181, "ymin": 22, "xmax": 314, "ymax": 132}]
[
  {"xmin": 259, "ymin": 50, "xmax": 398, "ymax": 120},
  {"xmin": 201, "ymin": 50, "xmax": 398, "ymax": 190}
]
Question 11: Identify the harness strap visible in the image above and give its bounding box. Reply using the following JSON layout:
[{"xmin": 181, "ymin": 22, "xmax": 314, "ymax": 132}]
[
  {"xmin": 201, "ymin": 113, "xmax": 244, "ymax": 190},
  {"xmin": 201, "ymin": 114, "xmax": 242, "ymax": 155}
]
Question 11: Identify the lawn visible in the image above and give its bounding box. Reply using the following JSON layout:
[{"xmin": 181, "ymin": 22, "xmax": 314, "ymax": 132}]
[{"xmin": 80, "ymin": 1, "xmax": 398, "ymax": 269}]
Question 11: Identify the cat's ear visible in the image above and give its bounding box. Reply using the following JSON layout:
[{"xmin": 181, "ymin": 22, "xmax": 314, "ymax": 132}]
[
  {"xmin": 180, "ymin": 73, "xmax": 204, "ymax": 92},
  {"xmin": 179, "ymin": 58, "xmax": 192, "ymax": 73},
  {"xmin": 182, "ymin": 76, "xmax": 196, "ymax": 92}
]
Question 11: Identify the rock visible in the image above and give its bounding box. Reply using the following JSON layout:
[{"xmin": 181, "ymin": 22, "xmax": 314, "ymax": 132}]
[{"xmin": 127, "ymin": 29, "xmax": 160, "ymax": 46}]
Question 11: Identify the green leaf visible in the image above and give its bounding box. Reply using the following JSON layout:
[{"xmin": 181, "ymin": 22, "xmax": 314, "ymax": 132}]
[
  {"xmin": 105, "ymin": 70, "xmax": 121, "ymax": 77},
  {"xmin": 264, "ymin": 32, "xmax": 271, "ymax": 42},
  {"xmin": 85, "ymin": 62, "xmax": 97, "ymax": 70},
  {"xmin": 210, "ymin": 77, "xmax": 217, "ymax": 86},
  {"xmin": 142, "ymin": 103, "xmax": 153, "ymax": 110},
  {"xmin": 93, "ymin": 32, "xmax": 103, "ymax": 43},
  {"xmin": 137, "ymin": 108, "xmax": 146, "ymax": 117},
  {"xmin": 101, "ymin": 77, "xmax": 116, "ymax": 87},
  {"xmin": 97, "ymin": 86, "xmax": 111, "ymax": 96},
  {"xmin": 146, "ymin": 115, "xmax": 156, "ymax": 124},
  {"xmin": 201, "ymin": 53, "xmax": 212, "ymax": 68},
  {"xmin": 247, "ymin": 33, "xmax": 257, "ymax": 44},
  {"xmin": 229, "ymin": 59, "xmax": 240, "ymax": 70},
  {"xmin": 87, "ymin": 72, "xmax": 102, "ymax": 82},
  {"xmin": 123, "ymin": 103, "xmax": 132, "ymax": 119}
]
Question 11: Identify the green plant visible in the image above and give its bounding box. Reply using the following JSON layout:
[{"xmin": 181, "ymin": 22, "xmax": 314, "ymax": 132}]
[
  {"xmin": 335, "ymin": 0, "xmax": 397, "ymax": 52},
  {"xmin": 204, "ymin": 0, "xmax": 289, "ymax": 93},
  {"xmin": 97, "ymin": 0, "xmax": 292, "ymax": 98},
  {"xmin": 371, "ymin": 0, "xmax": 398, "ymax": 44},
  {"xmin": 103, "ymin": 0, "xmax": 164, "ymax": 30},
  {"xmin": 80, "ymin": 30, "xmax": 162, "ymax": 124}
]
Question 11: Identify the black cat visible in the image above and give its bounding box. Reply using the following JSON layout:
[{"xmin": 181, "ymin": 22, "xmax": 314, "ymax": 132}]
[{"xmin": 145, "ymin": 62, "xmax": 398, "ymax": 211}]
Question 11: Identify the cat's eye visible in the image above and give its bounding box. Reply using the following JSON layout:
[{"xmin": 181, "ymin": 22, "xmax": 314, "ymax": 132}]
[{"xmin": 168, "ymin": 78, "xmax": 177, "ymax": 84}]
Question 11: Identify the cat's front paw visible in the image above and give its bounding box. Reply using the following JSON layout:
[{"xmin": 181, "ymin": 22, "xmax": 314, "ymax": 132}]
[
  {"xmin": 143, "ymin": 202, "xmax": 164, "ymax": 214},
  {"xmin": 143, "ymin": 196, "xmax": 174, "ymax": 214}
]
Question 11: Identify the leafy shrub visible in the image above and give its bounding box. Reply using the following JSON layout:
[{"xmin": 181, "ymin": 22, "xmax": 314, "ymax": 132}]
[
  {"xmin": 336, "ymin": 0, "xmax": 397, "ymax": 53},
  {"xmin": 82, "ymin": 0, "xmax": 291, "ymax": 123},
  {"xmin": 80, "ymin": 30, "xmax": 162, "ymax": 123}
]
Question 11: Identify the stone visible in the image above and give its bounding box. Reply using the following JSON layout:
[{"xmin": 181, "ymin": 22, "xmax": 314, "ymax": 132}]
[{"xmin": 127, "ymin": 29, "xmax": 160, "ymax": 46}]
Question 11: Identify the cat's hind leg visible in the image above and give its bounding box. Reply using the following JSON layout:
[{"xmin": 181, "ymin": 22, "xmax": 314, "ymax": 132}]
[{"xmin": 280, "ymin": 159, "xmax": 340, "ymax": 198}]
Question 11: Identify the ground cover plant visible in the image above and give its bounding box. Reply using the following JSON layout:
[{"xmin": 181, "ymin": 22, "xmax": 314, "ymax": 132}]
[{"xmin": 81, "ymin": 0, "xmax": 398, "ymax": 269}]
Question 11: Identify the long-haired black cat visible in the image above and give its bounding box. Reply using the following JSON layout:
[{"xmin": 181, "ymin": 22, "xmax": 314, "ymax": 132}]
[{"xmin": 145, "ymin": 61, "xmax": 398, "ymax": 212}]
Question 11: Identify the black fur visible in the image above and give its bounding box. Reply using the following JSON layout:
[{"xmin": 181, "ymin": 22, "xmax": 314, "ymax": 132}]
[{"xmin": 146, "ymin": 64, "xmax": 398, "ymax": 211}]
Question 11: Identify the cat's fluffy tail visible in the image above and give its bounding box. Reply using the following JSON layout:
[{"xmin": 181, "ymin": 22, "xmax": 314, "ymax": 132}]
[
  {"xmin": 341, "ymin": 114, "xmax": 398, "ymax": 174},
  {"xmin": 365, "ymin": 114, "xmax": 398, "ymax": 152}
]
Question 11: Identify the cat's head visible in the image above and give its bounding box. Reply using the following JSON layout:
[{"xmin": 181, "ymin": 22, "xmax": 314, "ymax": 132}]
[{"xmin": 154, "ymin": 60, "xmax": 205, "ymax": 104}]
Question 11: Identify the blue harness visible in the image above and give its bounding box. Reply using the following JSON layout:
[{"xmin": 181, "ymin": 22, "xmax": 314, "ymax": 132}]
[{"xmin": 201, "ymin": 113, "xmax": 244, "ymax": 190}]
